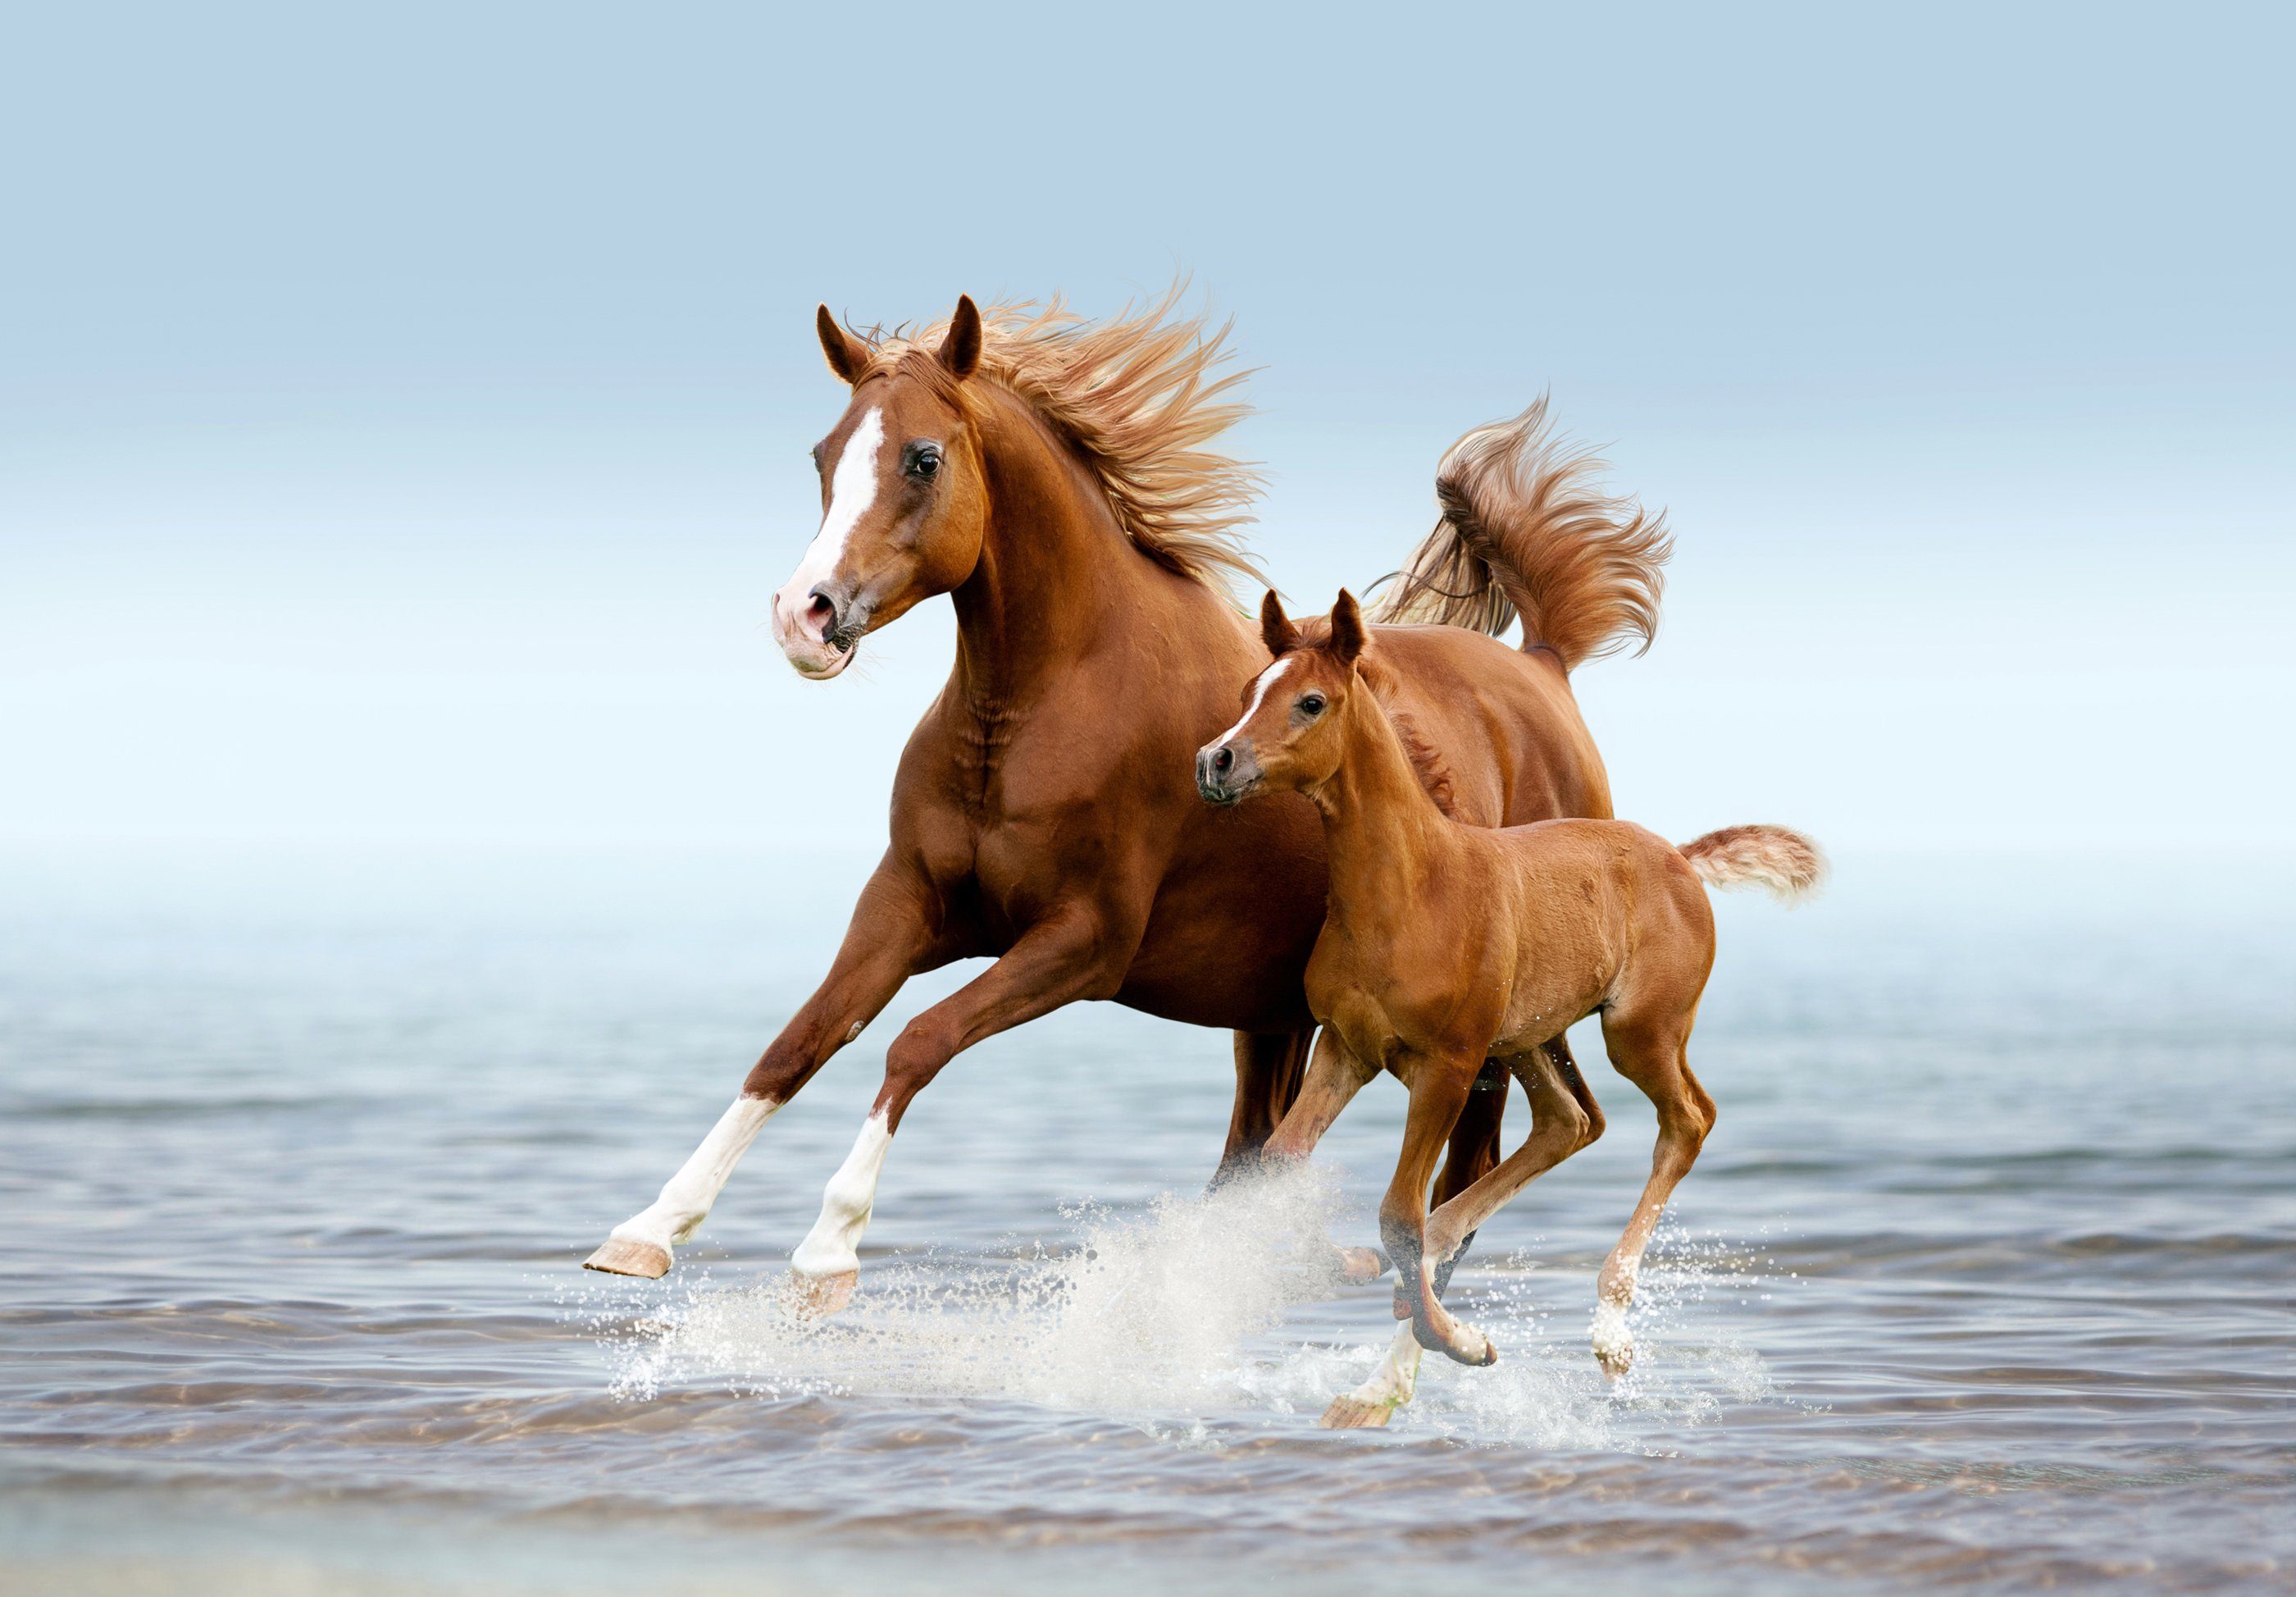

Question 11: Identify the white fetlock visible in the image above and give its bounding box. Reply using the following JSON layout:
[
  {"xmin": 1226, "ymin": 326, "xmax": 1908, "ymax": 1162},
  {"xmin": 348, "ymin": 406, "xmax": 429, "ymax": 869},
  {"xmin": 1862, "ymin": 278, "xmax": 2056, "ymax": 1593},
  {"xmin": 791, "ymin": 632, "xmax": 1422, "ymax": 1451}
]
[
  {"xmin": 788, "ymin": 1112, "xmax": 893, "ymax": 1314},
  {"xmin": 585, "ymin": 1097, "xmax": 778, "ymax": 1277},
  {"xmin": 1320, "ymin": 1325, "xmax": 1423, "ymax": 1428},
  {"xmin": 1592, "ymin": 1296, "xmax": 1635, "ymax": 1375}
]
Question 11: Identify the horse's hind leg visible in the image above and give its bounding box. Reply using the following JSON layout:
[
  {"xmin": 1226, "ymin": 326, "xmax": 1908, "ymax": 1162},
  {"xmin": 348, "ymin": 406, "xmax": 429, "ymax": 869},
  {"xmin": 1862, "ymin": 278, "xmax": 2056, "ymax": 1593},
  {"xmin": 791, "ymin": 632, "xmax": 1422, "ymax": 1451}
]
[{"xmin": 1591, "ymin": 1013, "xmax": 1711, "ymax": 1377}]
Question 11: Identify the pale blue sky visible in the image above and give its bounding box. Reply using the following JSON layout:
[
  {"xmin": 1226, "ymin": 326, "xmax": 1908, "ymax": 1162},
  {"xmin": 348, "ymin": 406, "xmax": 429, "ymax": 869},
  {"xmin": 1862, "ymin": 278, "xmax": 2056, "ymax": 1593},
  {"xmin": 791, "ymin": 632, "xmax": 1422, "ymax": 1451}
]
[{"xmin": 4, "ymin": 2, "xmax": 2289, "ymax": 860}]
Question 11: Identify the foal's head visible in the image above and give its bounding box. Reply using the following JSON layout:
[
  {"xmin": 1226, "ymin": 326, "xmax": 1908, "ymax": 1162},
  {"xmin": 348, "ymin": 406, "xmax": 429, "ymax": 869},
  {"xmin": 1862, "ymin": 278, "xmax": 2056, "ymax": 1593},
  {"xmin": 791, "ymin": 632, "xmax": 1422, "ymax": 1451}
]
[
  {"xmin": 1196, "ymin": 590, "xmax": 1369, "ymax": 805},
  {"xmin": 771, "ymin": 296, "xmax": 992, "ymax": 678}
]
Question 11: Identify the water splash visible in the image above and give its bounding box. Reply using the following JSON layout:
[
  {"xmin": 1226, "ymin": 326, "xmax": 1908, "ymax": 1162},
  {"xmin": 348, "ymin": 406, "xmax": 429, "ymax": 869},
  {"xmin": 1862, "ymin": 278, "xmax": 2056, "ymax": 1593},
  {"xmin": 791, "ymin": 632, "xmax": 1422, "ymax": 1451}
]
[
  {"xmin": 582, "ymin": 1178, "xmax": 1784, "ymax": 1451},
  {"xmin": 600, "ymin": 1164, "xmax": 1351, "ymax": 1412}
]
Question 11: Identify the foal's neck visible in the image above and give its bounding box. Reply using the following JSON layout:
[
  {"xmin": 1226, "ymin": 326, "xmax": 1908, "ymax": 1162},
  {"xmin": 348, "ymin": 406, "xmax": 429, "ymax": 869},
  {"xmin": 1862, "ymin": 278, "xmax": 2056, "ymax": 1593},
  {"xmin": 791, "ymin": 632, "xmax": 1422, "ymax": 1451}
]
[
  {"xmin": 1307, "ymin": 687, "xmax": 1456, "ymax": 921},
  {"xmin": 950, "ymin": 386, "xmax": 1158, "ymax": 710}
]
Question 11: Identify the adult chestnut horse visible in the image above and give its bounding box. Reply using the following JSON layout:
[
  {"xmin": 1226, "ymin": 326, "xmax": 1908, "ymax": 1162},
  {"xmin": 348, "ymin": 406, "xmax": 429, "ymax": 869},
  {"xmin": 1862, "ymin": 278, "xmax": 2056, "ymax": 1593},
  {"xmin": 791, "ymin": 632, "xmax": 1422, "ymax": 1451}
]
[{"xmin": 585, "ymin": 292, "xmax": 1670, "ymax": 1308}]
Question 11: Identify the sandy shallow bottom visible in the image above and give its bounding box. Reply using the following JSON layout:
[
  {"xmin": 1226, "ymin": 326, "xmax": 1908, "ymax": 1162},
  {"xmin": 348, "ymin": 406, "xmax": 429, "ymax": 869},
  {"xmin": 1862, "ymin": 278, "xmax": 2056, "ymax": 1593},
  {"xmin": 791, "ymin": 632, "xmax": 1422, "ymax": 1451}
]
[{"xmin": 2, "ymin": 847, "xmax": 2289, "ymax": 1595}]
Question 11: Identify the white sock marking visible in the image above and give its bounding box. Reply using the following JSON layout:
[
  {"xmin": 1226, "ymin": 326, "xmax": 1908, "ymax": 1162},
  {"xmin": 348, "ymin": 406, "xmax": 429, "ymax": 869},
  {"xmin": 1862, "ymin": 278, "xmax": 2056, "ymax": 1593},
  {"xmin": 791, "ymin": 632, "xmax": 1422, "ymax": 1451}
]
[
  {"xmin": 608, "ymin": 1096, "xmax": 778, "ymax": 1253},
  {"xmin": 1343, "ymin": 1322, "xmax": 1424, "ymax": 1410},
  {"xmin": 791, "ymin": 1111, "xmax": 894, "ymax": 1280}
]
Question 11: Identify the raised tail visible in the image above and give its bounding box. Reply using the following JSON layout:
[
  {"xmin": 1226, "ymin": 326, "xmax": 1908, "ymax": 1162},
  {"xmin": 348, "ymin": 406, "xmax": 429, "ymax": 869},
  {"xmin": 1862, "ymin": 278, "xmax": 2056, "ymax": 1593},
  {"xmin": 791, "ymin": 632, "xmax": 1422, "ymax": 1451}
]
[
  {"xmin": 1366, "ymin": 396, "xmax": 1672, "ymax": 671},
  {"xmin": 1678, "ymin": 825, "xmax": 1827, "ymax": 905}
]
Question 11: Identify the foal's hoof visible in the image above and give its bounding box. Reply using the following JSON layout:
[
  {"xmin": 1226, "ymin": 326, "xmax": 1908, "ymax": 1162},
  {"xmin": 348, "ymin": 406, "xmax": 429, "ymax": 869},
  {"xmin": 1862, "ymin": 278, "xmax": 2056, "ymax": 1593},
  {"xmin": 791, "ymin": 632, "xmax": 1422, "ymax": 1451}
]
[
  {"xmin": 1416, "ymin": 1317, "xmax": 1498, "ymax": 1367},
  {"xmin": 787, "ymin": 1267, "xmax": 856, "ymax": 1318},
  {"xmin": 1336, "ymin": 1247, "xmax": 1392, "ymax": 1284},
  {"xmin": 584, "ymin": 1238, "xmax": 672, "ymax": 1279},
  {"xmin": 1319, "ymin": 1393, "xmax": 1399, "ymax": 1430}
]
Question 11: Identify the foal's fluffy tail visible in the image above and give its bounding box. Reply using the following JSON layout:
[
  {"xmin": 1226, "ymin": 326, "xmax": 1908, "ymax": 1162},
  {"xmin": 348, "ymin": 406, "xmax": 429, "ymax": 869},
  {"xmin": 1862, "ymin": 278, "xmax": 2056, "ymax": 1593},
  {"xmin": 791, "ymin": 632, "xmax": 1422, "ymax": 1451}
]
[
  {"xmin": 1366, "ymin": 396, "xmax": 1672, "ymax": 672},
  {"xmin": 1679, "ymin": 825, "xmax": 1827, "ymax": 905}
]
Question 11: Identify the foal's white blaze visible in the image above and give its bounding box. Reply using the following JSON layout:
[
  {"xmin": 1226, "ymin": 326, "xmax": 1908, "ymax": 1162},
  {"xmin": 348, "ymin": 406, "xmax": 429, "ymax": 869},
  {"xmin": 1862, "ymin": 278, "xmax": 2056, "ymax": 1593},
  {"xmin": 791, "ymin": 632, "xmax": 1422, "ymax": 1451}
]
[
  {"xmin": 1215, "ymin": 657, "xmax": 1296, "ymax": 748},
  {"xmin": 790, "ymin": 1110, "xmax": 893, "ymax": 1282},
  {"xmin": 605, "ymin": 1095, "xmax": 778, "ymax": 1255},
  {"xmin": 782, "ymin": 404, "xmax": 885, "ymax": 618}
]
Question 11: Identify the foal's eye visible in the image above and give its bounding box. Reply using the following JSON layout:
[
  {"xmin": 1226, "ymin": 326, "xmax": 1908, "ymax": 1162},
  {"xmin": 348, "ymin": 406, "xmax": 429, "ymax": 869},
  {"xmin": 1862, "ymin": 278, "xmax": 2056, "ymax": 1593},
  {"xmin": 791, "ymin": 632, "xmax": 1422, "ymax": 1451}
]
[
  {"xmin": 1298, "ymin": 694, "xmax": 1327, "ymax": 717},
  {"xmin": 908, "ymin": 444, "xmax": 942, "ymax": 480}
]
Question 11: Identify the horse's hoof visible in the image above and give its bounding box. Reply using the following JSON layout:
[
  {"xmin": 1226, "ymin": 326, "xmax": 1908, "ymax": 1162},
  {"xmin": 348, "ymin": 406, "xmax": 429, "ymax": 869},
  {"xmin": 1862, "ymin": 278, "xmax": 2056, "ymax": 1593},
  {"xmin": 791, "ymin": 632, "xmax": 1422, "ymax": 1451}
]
[
  {"xmin": 1337, "ymin": 1247, "xmax": 1391, "ymax": 1284},
  {"xmin": 584, "ymin": 1238, "xmax": 672, "ymax": 1279},
  {"xmin": 788, "ymin": 1267, "xmax": 856, "ymax": 1317},
  {"xmin": 1319, "ymin": 1393, "xmax": 1398, "ymax": 1429},
  {"xmin": 1591, "ymin": 1299, "xmax": 1633, "ymax": 1377}
]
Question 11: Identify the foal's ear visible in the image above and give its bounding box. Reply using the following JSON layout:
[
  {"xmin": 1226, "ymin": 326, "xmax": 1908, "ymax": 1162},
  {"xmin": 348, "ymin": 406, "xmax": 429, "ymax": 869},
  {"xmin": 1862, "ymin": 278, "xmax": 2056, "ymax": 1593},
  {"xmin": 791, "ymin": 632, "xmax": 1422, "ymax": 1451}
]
[
  {"xmin": 1329, "ymin": 589, "xmax": 1367, "ymax": 668},
  {"xmin": 939, "ymin": 294, "xmax": 983, "ymax": 381},
  {"xmin": 817, "ymin": 305, "xmax": 869, "ymax": 385},
  {"xmin": 1260, "ymin": 590, "xmax": 1301, "ymax": 657}
]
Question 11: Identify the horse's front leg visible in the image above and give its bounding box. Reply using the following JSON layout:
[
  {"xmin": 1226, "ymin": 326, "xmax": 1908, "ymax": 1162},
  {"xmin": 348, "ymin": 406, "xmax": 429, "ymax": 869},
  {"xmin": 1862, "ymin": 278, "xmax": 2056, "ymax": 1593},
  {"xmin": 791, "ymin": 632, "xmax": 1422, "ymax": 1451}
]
[
  {"xmin": 790, "ymin": 904, "xmax": 1131, "ymax": 1312},
  {"xmin": 583, "ymin": 860, "xmax": 935, "ymax": 1279}
]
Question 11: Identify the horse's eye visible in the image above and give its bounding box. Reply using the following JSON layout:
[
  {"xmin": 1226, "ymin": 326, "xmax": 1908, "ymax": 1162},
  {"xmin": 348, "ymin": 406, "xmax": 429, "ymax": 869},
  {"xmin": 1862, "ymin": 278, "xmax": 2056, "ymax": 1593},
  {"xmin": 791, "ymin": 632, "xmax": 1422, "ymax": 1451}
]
[
  {"xmin": 1298, "ymin": 694, "xmax": 1326, "ymax": 717},
  {"xmin": 809, "ymin": 445, "xmax": 824, "ymax": 471},
  {"xmin": 909, "ymin": 445, "xmax": 941, "ymax": 479}
]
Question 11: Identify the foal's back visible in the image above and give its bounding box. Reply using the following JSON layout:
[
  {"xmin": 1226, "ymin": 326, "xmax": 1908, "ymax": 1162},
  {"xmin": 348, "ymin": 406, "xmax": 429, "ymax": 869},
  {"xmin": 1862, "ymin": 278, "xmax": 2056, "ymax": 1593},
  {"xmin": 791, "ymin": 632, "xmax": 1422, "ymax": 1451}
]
[{"xmin": 1469, "ymin": 816, "xmax": 1718, "ymax": 1054}]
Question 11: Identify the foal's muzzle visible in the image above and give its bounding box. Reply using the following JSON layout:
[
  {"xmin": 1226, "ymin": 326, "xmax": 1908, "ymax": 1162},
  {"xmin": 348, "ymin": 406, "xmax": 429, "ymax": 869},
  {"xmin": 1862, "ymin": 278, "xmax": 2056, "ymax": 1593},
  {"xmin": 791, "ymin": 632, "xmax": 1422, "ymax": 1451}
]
[{"xmin": 1195, "ymin": 739, "xmax": 1260, "ymax": 805}]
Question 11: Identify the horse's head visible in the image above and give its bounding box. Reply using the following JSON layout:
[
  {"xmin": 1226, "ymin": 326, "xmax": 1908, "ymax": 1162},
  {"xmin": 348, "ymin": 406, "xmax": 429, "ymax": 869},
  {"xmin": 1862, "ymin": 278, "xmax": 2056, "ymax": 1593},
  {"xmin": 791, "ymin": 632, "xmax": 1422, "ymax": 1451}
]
[
  {"xmin": 1196, "ymin": 589, "xmax": 1368, "ymax": 805},
  {"xmin": 771, "ymin": 296, "xmax": 991, "ymax": 679}
]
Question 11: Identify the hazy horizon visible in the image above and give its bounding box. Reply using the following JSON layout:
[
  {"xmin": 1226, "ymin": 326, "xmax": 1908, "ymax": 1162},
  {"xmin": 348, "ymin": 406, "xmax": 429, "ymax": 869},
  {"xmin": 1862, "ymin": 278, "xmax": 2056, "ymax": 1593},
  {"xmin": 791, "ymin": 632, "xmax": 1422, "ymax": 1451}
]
[{"xmin": 6, "ymin": 5, "xmax": 2289, "ymax": 868}]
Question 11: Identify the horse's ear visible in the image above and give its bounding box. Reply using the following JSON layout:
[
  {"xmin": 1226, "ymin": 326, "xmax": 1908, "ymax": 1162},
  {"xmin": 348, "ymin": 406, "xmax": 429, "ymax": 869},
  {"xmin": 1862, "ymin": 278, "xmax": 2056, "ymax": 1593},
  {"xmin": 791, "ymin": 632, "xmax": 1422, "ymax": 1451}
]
[
  {"xmin": 939, "ymin": 294, "xmax": 983, "ymax": 380},
  {"xmin": 817, "ymin": 305, "xmax": 868, "ymax": 385},
  {"xmin": 1260, "ymin": 590, "xmax": 1301, "ymax": 657},
  {"xmin": 1329, "ymin": 589, "xmax": 1366, "ymax": 668}
]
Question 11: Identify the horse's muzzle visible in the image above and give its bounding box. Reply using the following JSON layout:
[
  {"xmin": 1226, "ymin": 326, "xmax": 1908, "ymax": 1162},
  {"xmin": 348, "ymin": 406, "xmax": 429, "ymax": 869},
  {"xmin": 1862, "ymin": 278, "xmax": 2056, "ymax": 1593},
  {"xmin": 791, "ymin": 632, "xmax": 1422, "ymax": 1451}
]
[
  {"xmin": 1195, "ymin": 739, "xmax": 1260, "ymax": 805},
  {"xmin": 772, "ymin": 582, "xmax": 866, "ymax": 679}
]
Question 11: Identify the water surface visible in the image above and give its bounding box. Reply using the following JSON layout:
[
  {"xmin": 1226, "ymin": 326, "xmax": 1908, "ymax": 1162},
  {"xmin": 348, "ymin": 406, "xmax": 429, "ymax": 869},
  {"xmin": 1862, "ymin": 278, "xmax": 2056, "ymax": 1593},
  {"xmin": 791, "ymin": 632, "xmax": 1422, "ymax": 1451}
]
[{"xmin": 2, "ymin": 846, "xmax": 2289, "ymax": 1594}]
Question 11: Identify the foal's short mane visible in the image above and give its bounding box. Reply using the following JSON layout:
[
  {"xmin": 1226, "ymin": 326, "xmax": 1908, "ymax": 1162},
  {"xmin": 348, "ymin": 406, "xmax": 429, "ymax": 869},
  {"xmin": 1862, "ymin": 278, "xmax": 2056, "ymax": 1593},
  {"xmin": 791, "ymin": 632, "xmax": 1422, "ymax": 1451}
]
[
  {"xmin": 1287, "ymin": 620, "xmax": 1460, "ymax": 819},
  {"xmin": 838, "ymin": 288, "xmax": 1268, "ymax": 592}
]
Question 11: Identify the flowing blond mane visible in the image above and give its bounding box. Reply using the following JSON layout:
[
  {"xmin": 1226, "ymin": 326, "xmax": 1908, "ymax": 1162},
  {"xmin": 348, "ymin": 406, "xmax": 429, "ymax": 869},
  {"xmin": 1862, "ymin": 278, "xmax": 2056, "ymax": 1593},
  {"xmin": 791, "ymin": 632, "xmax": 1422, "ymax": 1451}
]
[{"xmin": 842, "ymin": 287, "xmax": 1267, "ymax": 592}]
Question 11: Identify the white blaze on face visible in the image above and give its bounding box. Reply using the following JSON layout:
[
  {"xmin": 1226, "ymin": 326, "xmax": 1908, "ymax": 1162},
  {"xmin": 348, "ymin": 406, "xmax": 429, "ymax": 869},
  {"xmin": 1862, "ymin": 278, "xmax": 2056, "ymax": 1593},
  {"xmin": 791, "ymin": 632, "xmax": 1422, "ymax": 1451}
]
[
  {"xmin": 1214, "ymin": 657, "xmax": 1296, "ymax": 749},
  {"xmin": 605, "ymin": 1096, "xmax": 779, "ymax": 1253},
  {"xmin": 781, "ymin": 405, "xmax": 885, "ymax": 623},
  {"xmin": 790, "ymin": 1111, "xmax": 894, "ymax": 1280}
]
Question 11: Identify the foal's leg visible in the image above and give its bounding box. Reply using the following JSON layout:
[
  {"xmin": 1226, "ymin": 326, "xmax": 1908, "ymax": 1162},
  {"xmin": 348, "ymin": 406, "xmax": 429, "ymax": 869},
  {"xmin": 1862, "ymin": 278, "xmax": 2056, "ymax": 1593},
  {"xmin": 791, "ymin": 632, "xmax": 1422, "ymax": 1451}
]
[
  {"xmin": 1262, "ymin": 1027, "xmax": 1378, "ymax": 1161},
  {"xmin": 790, "ymin": 906, "xmax": 1129, "ymax": 1312},
  {"xmin": 1384, "ymin": 1055, "xmax": 1495, "ymax": 1367},
  {"xmin": 1213, "ymin": 1029, "xmax": 1314, "ymax": 1187},
  {"xmin": 1425, "ymin": 1059, "xmax": 1508, "ymax": 1298},
  {"xmin": 1321, "ymin": 1321, "xmax": 1426, "ymax": 1429},
  {"xmin": 1590, "ymin": 1014, "xmax": 1711, "ymax": 1377},
  {"xmin": 585, "ymin": 860, "xmax": 933, "ymax": 1278},
  {"xmin": 1422, "ymin": 1047, "xmax": 1603, "ymax": 1275},
  {"xmin": 1261, "ymin": 1028, "xmax": 1388, "ymax": 1284}
]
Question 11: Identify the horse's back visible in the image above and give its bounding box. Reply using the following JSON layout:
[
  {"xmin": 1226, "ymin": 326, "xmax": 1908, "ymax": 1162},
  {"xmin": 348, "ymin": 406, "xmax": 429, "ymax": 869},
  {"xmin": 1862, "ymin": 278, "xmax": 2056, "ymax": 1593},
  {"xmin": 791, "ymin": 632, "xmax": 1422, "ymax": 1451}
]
[{"xmin": 1371, "ymin": 623, "xmax": 1611, "ymax": 827}]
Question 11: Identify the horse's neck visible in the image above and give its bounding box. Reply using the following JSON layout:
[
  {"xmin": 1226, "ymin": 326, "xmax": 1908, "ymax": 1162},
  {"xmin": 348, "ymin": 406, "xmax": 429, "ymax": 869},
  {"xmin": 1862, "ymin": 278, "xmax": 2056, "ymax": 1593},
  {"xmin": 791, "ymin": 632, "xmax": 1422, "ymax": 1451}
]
[
  {"xmin": 1309, "ymin": 690, "xmax": 1455, "ymax": 925},
  {"xmin": 950, "ymin": 389, "xmax": 1157, "ymax": 712}
]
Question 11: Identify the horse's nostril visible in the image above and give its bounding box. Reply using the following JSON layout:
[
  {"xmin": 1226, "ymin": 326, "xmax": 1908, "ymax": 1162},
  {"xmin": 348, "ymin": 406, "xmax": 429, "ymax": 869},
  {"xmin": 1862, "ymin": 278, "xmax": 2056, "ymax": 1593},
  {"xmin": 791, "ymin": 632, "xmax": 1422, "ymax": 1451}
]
[
  {"xmin": 1213, "ymin": 747, "xmax": 1233, "ymax": 775},
  {"xmin": 803, "ymin": 595, "xmax": 837, "ymax": 638}
]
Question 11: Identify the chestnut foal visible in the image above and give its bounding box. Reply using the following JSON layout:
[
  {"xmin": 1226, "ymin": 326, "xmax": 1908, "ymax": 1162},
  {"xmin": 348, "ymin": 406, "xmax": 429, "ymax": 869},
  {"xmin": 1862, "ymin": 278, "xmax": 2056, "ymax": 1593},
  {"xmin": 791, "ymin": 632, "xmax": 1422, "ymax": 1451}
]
[{"xmin": 1198, "ymin": 590, "xmax": 1823, "ymax": 1427}]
